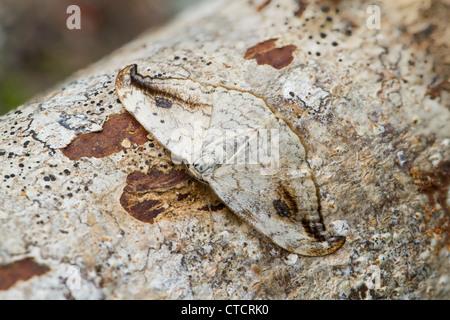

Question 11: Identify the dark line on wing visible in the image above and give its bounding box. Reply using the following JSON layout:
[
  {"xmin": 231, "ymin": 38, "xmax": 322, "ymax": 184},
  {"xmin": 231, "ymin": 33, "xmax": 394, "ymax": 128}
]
[
  {"xmin": 277, "ymin": 182, "xmax": 326, "ymax": 241},
  {"xmin": 278, "ymin": 183, "xmax": 298, "ymax": 214},
  {"xmin": 128, "ymin": 64, "xmax": 208, "ymax": 110}
]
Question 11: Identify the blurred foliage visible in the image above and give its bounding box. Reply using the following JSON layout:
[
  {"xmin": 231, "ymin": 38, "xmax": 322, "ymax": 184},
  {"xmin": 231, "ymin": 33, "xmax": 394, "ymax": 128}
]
[{"xmin": 0, "ymin": 0, "xmax": 205, "ymax": 115}]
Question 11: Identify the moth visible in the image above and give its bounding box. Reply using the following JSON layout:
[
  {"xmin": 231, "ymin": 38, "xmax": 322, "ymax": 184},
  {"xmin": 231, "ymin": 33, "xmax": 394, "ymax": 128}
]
[{"xmin": 116, "ymin": 64, "xmax": 345, "ymax": 256}]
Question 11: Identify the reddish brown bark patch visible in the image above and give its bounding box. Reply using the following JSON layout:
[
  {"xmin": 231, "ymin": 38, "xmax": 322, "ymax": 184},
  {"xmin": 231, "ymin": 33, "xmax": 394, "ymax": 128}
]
[
  {"xmin": 245, "ymin": 38, "xmax": 277, "ymax": 60},
  {"xmin": 120, "ymin": 169, "xmax": 192, "ymax": 223},
  {"xmin": 294, "ymin": 0, "xmax": 308, "ymax": 17},
  {"xmin": 257, "ymin": 0, "xmax": 272, "ymax": 11},
  {"xmin": 123, "ymin": 170, "xmax": 190, "ymax": 193},
  {"xmin": 426, "ymin": 79, "xmax": 450, "ymax": 100},
  {"xmin": 119, "ymin": 196, "xmax": 165, "ymax": 223},
  {"xmin": 244, "ymin": 38, "xmax": 297, "ymax": 70},
  {"xmin": 61, "ymin": 113, "xmax": 149, "ymax": 160},
  {"xmin": 0, "ymin": 258, "xmax": 50, "ymax": 290}
]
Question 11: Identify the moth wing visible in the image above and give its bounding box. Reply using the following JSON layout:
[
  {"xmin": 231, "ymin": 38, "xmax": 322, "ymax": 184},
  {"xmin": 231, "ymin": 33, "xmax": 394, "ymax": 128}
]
[
  {"xmin": 116, "ymin": 64, "xmax": 212, "ymax": 163},
  {"xmin": 199, "ymin": 88, "xmax": 276, "ymax": 167},
  {"xmin": 116, "ymin": 66, "xmax": 344, "ymax": 256},
  {"xmin": 200, "ymin": 88, "xmax": 344, "ymax": 256},
  {"xmin": 205, "ymin": 152, "xmax": 344, "ymax": 257}
]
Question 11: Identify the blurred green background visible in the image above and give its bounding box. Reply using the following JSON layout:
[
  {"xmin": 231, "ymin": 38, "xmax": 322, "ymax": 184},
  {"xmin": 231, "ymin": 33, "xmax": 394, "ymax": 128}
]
[{"xmin": 0, "ymin": 0, "xmax": 204, "ymax": 115}]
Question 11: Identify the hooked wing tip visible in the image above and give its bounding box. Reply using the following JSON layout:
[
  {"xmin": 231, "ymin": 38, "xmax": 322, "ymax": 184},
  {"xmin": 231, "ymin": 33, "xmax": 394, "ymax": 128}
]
[
  {"xmin": 326, "ymin": 235, "xmax": 346, "ymax": 253},
  {"xmin": 290, "ymin": 234, "xmax": 346, "ymax": 257},
  {"xmin": 116, "ymin": 64, "xmax": 138, "ymax": 89}
]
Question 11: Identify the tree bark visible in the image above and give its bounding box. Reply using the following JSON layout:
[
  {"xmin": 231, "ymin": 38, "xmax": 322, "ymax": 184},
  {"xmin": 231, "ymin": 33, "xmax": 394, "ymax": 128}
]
[{"xmin": 0, "ymin": 0, "xmax": 449, "ymax": 299}]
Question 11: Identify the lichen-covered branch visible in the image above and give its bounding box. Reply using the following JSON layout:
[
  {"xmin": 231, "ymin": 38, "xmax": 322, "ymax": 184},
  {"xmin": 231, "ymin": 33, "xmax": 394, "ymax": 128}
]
[{"xmin": 0, "ymin": 0, "xmax": 448, "ymax": 299}]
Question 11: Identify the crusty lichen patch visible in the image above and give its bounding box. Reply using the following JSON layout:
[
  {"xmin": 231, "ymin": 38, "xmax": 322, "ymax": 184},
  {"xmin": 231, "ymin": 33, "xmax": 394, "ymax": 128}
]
[{"xmin": 411, "ymin": 161, "xmax": 450, "ymax": 253}]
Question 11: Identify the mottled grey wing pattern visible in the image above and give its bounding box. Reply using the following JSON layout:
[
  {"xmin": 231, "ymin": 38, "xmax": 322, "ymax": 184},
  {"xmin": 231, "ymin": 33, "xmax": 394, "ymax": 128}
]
[
  {"xmin": 116, "ymin": 64, "xmax": 345, "ymax": 256},
  {"xmin": 201, "ymin": 88, "xmax": 344, "ymax": 256}
]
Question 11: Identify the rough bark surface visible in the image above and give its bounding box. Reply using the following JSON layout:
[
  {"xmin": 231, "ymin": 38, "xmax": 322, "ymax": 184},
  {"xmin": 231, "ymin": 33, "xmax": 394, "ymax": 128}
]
[{"xmin": 0, "ymin": 0, "xmax": 449, "ymax": 299}]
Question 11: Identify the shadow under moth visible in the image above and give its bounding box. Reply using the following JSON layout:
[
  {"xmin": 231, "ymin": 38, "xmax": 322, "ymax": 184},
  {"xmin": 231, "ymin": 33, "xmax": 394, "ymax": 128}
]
[{"xmin": 116, "ymin": 64, "xmax": 345, "ymax": 256}]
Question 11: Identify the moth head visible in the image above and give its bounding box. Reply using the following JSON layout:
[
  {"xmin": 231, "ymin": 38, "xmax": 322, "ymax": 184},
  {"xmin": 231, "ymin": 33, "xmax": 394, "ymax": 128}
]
[{"xmin": 116, "ymin": 64, "xmax": 137, "ymax": 91}]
